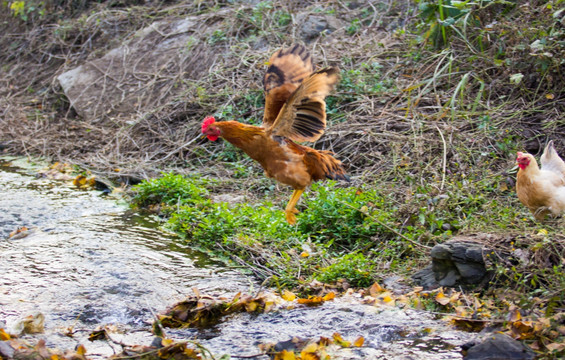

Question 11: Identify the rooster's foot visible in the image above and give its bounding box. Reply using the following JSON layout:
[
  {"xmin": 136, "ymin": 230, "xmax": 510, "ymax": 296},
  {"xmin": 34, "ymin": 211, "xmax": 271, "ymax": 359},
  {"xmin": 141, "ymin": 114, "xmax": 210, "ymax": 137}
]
[{"xmin": 285, "ymin": 209, "xmax": 299, "ymax": 225}]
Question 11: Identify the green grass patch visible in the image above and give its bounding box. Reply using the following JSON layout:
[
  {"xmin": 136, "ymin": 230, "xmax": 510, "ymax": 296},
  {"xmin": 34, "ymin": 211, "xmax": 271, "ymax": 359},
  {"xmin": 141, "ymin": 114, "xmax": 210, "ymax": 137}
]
[
  {"xmin": 128, "ymin": 168, "xmax": 559, "ymax": 290},
  {"xmin": 317, "ymin": 252, "xmax": 375, "ymax": 287},
  {"xmin": 130, "ymin": 172, "xmax": 210, "ymax": 209}
]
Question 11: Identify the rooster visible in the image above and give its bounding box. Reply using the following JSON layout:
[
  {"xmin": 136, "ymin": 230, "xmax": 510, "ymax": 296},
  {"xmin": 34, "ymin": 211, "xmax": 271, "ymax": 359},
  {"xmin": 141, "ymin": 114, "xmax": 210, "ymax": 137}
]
[
  {"xmin": 201, "ymin": 44, "xmax": 348, "ymax": 224},
  {"xmin": 516, "ymin": 140, "xmax": 565, "ymax": 220}
]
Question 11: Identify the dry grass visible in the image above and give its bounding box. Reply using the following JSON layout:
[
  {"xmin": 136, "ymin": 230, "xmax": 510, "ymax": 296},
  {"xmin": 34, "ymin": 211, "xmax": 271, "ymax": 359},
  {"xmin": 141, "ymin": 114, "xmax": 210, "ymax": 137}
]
[{"xmin": 0, "ymin": 0, "xmax": 563, "ymax": 189}]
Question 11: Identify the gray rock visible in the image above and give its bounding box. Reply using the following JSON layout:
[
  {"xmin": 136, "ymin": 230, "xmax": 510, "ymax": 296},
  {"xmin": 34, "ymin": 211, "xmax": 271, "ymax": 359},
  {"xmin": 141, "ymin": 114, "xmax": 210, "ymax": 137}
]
[
  {"xmin": 463, "ymin": 333, "xmax": 535, "ymax": 360},
  {"xmin": 454, "ymin": 262, "xmax": 487, "ymax": 283},
  {"xmin": 413, "ymin": 236, "xmax": 494, "ymax": 290},
  {"xmin": 438, "ymin": 269, "xmax": 458, "ymax": 287},
  {"xmin": 300, "ymin": 16, "xmax": 329, "ymax": 39},
  {"xmin": 296, "ymin": 14, "xmax": 344, "ymax": 41},
  {"xmin": 412, "ymin": 265, "xmax": 437, "ymax": 289},
  {"xmin": 58, "ymin": 13, "xmax": 224, "ymax": 121}
]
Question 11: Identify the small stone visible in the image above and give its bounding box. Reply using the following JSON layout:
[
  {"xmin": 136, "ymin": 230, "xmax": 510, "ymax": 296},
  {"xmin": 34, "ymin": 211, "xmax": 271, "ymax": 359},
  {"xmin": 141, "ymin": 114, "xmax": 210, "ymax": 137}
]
[
  {"xmin": 464, "ymin": 333, "xmax": 535, "ymax": 360},
  {"xmin": 300, "ymin": 16, "xmax": 329, "ymax": 40},
  {"xmin": 414, "ymin": 236, "xmax": 494, "ymax": 289}
]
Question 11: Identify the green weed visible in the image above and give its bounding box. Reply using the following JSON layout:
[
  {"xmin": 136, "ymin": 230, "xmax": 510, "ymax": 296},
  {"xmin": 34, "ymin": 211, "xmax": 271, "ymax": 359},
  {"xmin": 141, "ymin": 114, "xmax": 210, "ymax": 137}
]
[
  {"xmin": 130, "ymin": 172, "xmax": 209, "ymax": 209},
  {"xmin": 208, "ymin": 29, "xmax": 227, "ymax": 45},
  {"xmin": 298, "ymin": 183, "xmax": 383, "ymax": 247},
  {"xmin": 347, "ymin": 18, "xmax": 361, "ymax": 35},
  {"xmin": 317, "ymin": 253, "xmax": 375, "ymax": 287},
  {"xmin": 7, "ymin": 0, "xmax": 46, "ymax": 22}
]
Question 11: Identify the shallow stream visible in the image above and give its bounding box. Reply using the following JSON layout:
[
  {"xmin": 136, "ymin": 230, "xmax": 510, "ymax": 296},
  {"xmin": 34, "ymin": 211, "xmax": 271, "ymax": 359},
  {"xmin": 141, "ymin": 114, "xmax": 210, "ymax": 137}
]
[{"xmin": 0, "ymin": 158, "xmax": 469, "ymax": 359}]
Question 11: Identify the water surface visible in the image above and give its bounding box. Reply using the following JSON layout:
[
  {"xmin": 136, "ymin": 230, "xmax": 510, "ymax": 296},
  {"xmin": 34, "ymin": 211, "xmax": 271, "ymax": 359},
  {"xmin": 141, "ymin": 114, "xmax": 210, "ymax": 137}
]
[{"xmin": 0, "ymin": 159, "xmax": 468, "ymax": 359}]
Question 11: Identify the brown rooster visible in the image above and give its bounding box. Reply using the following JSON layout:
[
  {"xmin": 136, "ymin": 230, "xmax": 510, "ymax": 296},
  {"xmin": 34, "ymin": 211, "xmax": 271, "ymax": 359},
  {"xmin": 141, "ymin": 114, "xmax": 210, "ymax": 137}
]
[
  {"xmin": 516, "ymin": 140, "xmax": 565, "ymax": 220},
  {"xmin": 201, "ymin": 44, "xmax": 348, "ymax": 224}
]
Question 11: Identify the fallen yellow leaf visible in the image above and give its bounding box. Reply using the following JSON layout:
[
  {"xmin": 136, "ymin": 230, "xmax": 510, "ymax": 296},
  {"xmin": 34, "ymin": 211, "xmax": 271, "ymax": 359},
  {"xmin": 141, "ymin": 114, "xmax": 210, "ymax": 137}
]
[
  {"xmin": 245, "ymin": 301, "xmax": 259, "ymax": 312},
  {"xmin": 301, "ymin": 353, "xmax": 319, "ymax": 360},
  {"xmin": 264, "ymin": 299, "xmax": 276, "ymax": 312},
  {"xmin": 302, "ymin": 342, "xmax": 318, "ymax": 353},
  {"xmin": 274, "ymin": 349, "xmax": 296, "ymax": 360},
  {"xmin": 0, "ymin": 328, "xmax": 11, "ymax": 340},
  {"xmin": 183, "ymin": 348, "xmax": 200, "ymax": 357},
  {"xmin": 332, "ymin": 332, "xmax": 351, "ymax": 347},
  {"xmin": 369, "ymin": 282, "xmax": 385, "ymax": 297},
  {"xmin": 378, "ymin": 291, "xmax": 396, "ymax": 306},
  {"xmin": 507, "ymin": 307, "xmax": 521, "ymax": 322},
  {"xmin": 450, "ymin": 291, "xmax": 461, "ymax": 304},
  {"xmin": 454, "ymin": 306, "xmax": 468, "ymax": 317},
  {"xmin": 435, "ymin": 291, "xmax": 451, "ymax": 306},
  {"xmin": 297, "ymin": 296, "xmax": 322, "ymax": 305},
  {"xmin": 353, "ymin": 336, "xmax": 365, "ymax": 347},
  {"xmin": 510, "ymin": 320, "xmax": 536, "ymax": 339},
  {"xmin": 282, "ymin": 290, "xmax": 296, "ymax": 302},
  {"xmin": 73, "ymin": 175, "xmax": 96, "ymax": 188},
  {"xmin": 162, "ymin": 338, "xmax": 174, "ymax": 346},
  {"xmin": 76, "ymin": 344, "xmax": 87, "ymax": 355}
]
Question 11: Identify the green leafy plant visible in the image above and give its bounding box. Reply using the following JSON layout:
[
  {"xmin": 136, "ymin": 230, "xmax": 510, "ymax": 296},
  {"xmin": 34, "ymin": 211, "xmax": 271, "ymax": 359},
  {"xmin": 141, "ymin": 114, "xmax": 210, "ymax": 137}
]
[
  {"xmin": 416, "ymin": 0, "xmax": 464, "ymax": 48},
  {"xmin": 298, "ymin": 183, "xmax": 381, "ymax": 247},
  {"xmin": 317, "ymin": 253, "xmax": 375, "ymax": 287},
  {"xmin": 208, "ymin": 29, "xmax": 227, "ymax": 45},
  {"xmin": 130, "ymin": 172, "xmax": 209, "ymax": 208},
  {"xmin": 274, "ymin": 9, "xmax": 291, "ymax": 27},
  {"xmin": 347, "ymin": 18, "xmax": 361, "ymax": 35},
  {"xmin": 7, "ymin": 0, "xmax": 46, "ymax": 22}
]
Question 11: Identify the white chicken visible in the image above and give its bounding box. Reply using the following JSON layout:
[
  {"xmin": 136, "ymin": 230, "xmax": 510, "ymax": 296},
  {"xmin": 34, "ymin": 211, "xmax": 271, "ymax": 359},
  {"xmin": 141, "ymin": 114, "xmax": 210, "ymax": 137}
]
[{"xmin": 516, "ymin": 140, "xmax": 565, "ymax": 220}]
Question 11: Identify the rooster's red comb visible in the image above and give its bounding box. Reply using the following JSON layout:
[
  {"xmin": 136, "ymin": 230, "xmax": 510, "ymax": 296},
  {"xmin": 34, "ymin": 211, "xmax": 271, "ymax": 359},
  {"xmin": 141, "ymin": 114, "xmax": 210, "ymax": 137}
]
[{"xmin": 202, "ymin": 116, "xmax": 215, "ymax": 132}]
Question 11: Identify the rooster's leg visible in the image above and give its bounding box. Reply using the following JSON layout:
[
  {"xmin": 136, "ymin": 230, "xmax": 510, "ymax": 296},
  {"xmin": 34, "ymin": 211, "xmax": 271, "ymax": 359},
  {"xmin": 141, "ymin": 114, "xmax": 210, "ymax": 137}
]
[{"xmin": 285, "ymin": 189, "xmax": 304, "ymax": 225}]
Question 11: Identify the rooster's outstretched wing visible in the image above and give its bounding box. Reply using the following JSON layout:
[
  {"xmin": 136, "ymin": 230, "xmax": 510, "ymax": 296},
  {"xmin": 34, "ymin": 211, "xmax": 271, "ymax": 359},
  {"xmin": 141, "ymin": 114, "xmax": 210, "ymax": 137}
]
[
  {"xmin": 263, "ymin": 44, "xmax": 314, "ymax": 128},
  {"xmin": 266, "ymin": 67, "xmax": 340, "ymax": 143}
]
